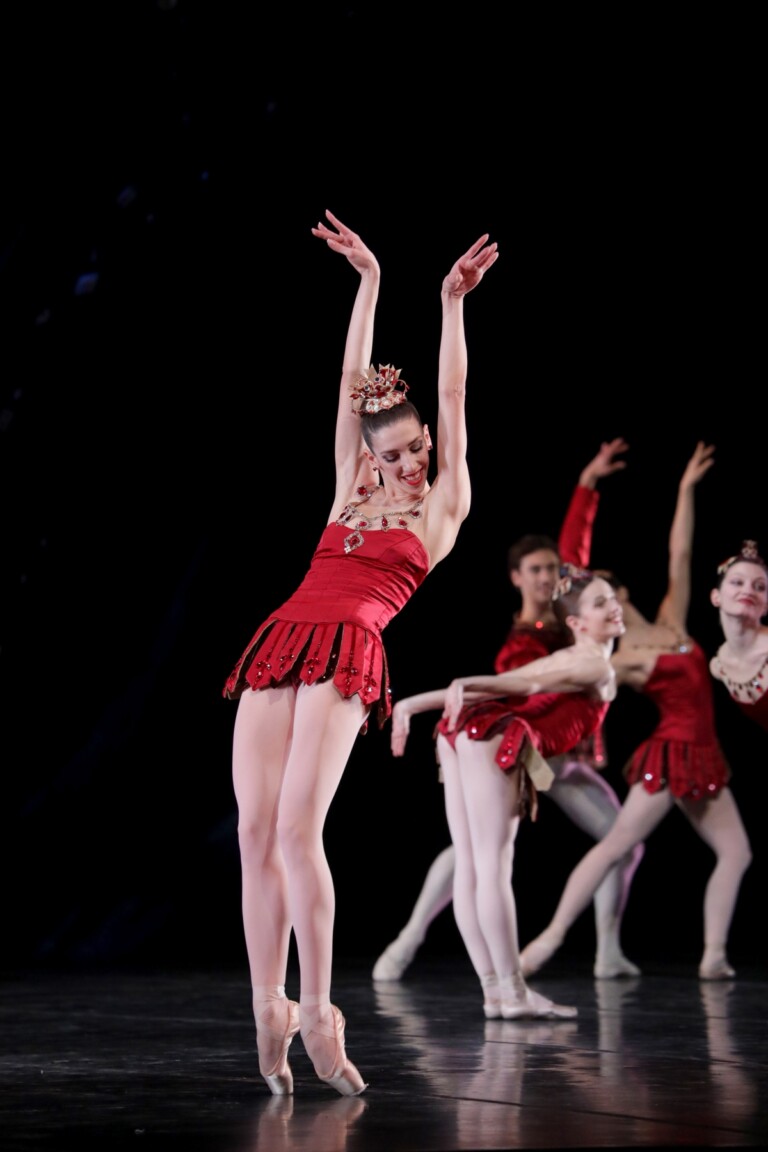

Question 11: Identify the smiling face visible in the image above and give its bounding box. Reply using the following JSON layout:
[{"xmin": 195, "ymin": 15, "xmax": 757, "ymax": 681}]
[
  {"xmin": 511, "ymin": 548, "xmax": 561, "ymax": 616},
  {"xmin": 365, "ymin": 413, "xmax": 431, "ymax": 496},
  {"xmin": 567, "ymin": 577, "xmax": 626, "ymax": 644},
  {"xmin": 712, "ymin": 561, "xmax": 768, "ymax": 623}
]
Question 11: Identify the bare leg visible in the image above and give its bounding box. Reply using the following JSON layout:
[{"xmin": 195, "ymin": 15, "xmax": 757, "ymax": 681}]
[
  {"xmin": 372, "ymin": 845, "xmax": 456, "ymax": 981},
  {"xmin": 232, "ymin": 685, "xmax": 299, "ymax": 1091},
  {"xmin": 279, "ymin": 681, "xmax": 368, "ymax": 1094},
  {"xmin": 521, "ymin": 784, "xmax": 674, "ymax": 976},
  {"xmin": 547, "ymin": 757, "xmax": 644, "ymax": 977},
  {"xmin": 445, "ymin": 733, "xmax": 577, "ymax": 1019},
  {"xmin": 678, "ymin": 787, "xmax": 752, "ymax": 979},
  {"xmin": 234, "ymin": 680, "xmax": 367, "ymax": 1094}
]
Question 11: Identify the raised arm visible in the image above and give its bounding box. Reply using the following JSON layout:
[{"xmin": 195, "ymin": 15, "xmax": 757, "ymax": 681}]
[
  {"xmin": 656, "ymin": 441, "xmax": 715, "ymax": 630},
  {"xmin": 559, "ymin": 438, "xmax": 629, "ymax": 567},
  {"xmin": 310, "ymin": 210, "xmax": 382, "ymax": 509},
  {"xmin": 422, "ymin": 234, "xmax": 498, "ymax": 566}
]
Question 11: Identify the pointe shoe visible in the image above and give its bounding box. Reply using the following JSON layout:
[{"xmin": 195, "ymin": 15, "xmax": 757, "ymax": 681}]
[
  {"xmin": 500, "ymin": 974, "xmax": 578, "ymax": 1020},
  {"xmin": 372, "ymin": 938, "xmax": 417, "ymax": 982},
  {"xmin": 256, "ymin": 998, "xmax": 301, "ymax": 1095},
  {"xmin": 483, "ymin": 998, "xmax": 502, "ymax": 1020},
  {"xmin": 481, "ymin": 974, "xmax": 501, "ymax": 1019},
  {"xmin": 301, "ymin": 1005, "xmax": 368, "ymax": 1096},
  {"xmin": 699, "ymin": 960, "xmax": 736, "ymax": 981},
  {"xmin": 593, "ymin": 955, "xmax": 642, "ymax": 979},
  {"xmin": 519, "ymin": 932, "xmax": 561, "ymax": 978}
]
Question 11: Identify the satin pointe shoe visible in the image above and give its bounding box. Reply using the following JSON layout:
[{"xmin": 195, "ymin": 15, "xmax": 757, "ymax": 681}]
[
  {"xmin": 483, "ymin": 998, "xmax": 502, "ymax": 1020},
  {"xmin": 300, "ymin": 1004, "xmax": 368, "ymax": 1096},
  {"xmin": 519, "ymin": 929, "xmax": 562, "ymax": 978},
  {"xmin": 372, "ymin": 936, "xmax": 418, "ymax": 982},
  {"xmin": 699, "ymin": 960, "xmax": 736, "ymax": 981},
  {"xmin": 256, "ymin": 997, "xmax": 301, "ymax": 1095},
  {"xmin": 481, "ymin": 974, "xmax": 501, "ymax": 1019},
  {"xmin": 593, "ymin": 955, "xmax": 642, "ymax": 979},
  {"xmin": 500, "ymin": 974, "xmax": 578, "ymax": 1020}
]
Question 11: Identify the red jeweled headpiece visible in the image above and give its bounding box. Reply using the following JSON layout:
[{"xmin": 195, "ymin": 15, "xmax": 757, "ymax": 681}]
[
  {"xmin": 553, "ymin": 562, "xmax": 594, "ymax": 601},
  {"xmin": 717, "ymin": 540, "xmax": 768, "ymax": 576},
  {"xmin": 350, "ymin": 364, "xmax": 409, "ymax": 415}
]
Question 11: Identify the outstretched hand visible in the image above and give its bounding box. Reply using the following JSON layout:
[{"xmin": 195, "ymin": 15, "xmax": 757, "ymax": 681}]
[
  {"xmin": 442, "ymin": 234, "xmax": 499, "ymax": 298},
  {"xmin": 311, "ymin": 209, "xmax": 379, "ymax": 276},
  {"xmin": 580, "ymin": 437, "xmax": 630, "ymax": 489},
  {"xmin": 442, "ymin": 679, "xmax": 465, "ymax": 731},
  {"xmin": 390, "ymin": 702, "xmax": 412, "ymax": 757},
  {"xmin": 681, "ymin": 440, "xmax": 715, "ymax": 489}
]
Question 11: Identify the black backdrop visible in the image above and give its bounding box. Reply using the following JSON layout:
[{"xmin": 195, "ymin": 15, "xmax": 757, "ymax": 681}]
[{"xmin": 1, "ymin": 3, "xmax": 765, "ymax": 972}]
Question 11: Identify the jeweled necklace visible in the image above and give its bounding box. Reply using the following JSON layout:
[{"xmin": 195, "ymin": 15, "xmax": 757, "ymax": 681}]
[
  {"xmin": 337, "ymin": 485, "xmax": 424, "ymax": 554},
  {"xmin": 715, "ymin": 650, "xmax": 768, "ymax": 702}
]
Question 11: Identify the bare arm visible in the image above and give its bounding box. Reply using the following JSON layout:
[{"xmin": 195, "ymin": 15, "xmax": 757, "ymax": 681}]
[
  {"xmin": 390, "ymin": 686, "xmax": 489, "ymax": 756},
  {"xmin": 442, "ymin": 648, "xmax": 612, "ymax": 730},
  {"xmin": 422, "ymin": 234, "xmax": 498, "ymax": 567},
  {"xmin": 310, "ymin": 210, "xmax": 382, "ymax": 514},
  {"xmin": 657, "ymin": 441, "xmax": 715, "ymax": 630}
]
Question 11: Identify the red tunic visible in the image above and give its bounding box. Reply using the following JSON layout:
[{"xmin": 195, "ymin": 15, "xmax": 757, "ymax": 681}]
[
  {"xmin": 623, "ymin": 642, "xmax": 731, "ymax": 799},
  {"xmin": 222, "ymin": 522, "xmax": 429, "ymax": 729},
  {"xmin": 492, "ymin": 484, "xmax": 607, "ymax": 768},
  {"xmin": 733, "ymin": 692, "xmax": 768, "ymax": 731},
  {"xmin": 436, "ymin": 690, "xmax": 610, "ymax": 820}
]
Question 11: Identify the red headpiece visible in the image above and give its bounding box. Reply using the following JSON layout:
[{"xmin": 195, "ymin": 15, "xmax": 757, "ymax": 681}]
[
  {"xmin": 553, "ymin": 562, "xmax": 594, "ymax": 601},
  {"xmin": 717, "ymin": 540, "xmax": 768, "ymax": 576},
  {"xmin": 350, "ymin": 364, "xmax": 409, "ymax": 415}
]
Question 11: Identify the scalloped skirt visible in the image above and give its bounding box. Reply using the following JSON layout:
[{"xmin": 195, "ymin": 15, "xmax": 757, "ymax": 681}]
[
  {"xmin": 222, "ymin": 617, "xmax": 390, "ymax": 732},
  {"xmin": 623, "ymin": 737, "xmax": 731, "ymax": 799}
]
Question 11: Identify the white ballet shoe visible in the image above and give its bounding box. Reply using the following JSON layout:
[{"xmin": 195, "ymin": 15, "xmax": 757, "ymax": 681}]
[
  {"xmin": 372, "ymin": 937, "xmax": 418, "ymax": 982},
  {"xmin": 593, "ymin": 956, "xmax": 642, "ymax": 979},
  {"xmin": 519, "ymin": 930, "xmax": 562, "ymax": 978},
  {"xmin": 481, "ymin": 974, "xmax": 501, "ymax": 1019},
  {"xmin": 500, "ymin": 974, "xmax": 577, "ymax": 1020},
  {"xmin": 699, "ymin": 960, "xmax": 736, "ymax": 981},
  {"xmin": 300, "ymin": 1004, "xmax": 368, "ymax": 1096}
]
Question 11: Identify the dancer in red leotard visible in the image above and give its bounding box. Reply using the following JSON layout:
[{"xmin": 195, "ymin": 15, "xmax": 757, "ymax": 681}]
[
  {"xmin": 710, "ymin": 540, "xmax": 768, "ymax": 732},
  {"xmin": 520, "ymin": 442, "xmax": 753, "ymax": 982},
  {"xmin": 223, "ymin": 210, "xmax": 497, "ymax": 1096},
  {"xmin": 390, "ymin": 566, "xmax": 626, "ymax": 1018},
  {"xmin": 373, "ymin": 440, "xmax": 644, "ymax": 984}
]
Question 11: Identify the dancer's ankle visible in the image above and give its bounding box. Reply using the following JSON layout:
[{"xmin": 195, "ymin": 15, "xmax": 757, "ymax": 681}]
[{"xmin": 481, "ymin": 973, "xmax": 501, "ymax": 1019}]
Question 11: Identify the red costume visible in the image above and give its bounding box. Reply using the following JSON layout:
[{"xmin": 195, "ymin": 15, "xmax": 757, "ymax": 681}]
[
  {"xmin": 491, "ymin": 484, "xmax": 607, "ymax": 769},
  {"xmin": 711, "ymin": 652, "xmax": 768, "ymax": 732},
  {"xmin": 623, "ymin": 642, "xmax": 731, "ymax": 798},
  {"xmin": 436, "ymin": 484, "xmax": 610, "ymax": 818},
  {"xmin": 223, "ymin": 514, "xmax": 429, "ymax": 730},
  {"xmin": 732, "ymin": 691, "xmax": 768, "ymax": 731}
]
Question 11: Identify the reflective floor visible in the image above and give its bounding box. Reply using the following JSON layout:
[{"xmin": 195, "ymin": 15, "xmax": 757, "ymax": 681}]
[{"xmin": 3, "ymin": 956, "xmax": 767, "ymax": 1151}]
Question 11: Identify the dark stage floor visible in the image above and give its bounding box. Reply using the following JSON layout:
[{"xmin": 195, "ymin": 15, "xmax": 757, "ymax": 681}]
[{"xmin": 2, "ymin": 956, "xmax": 767, "ymax": 1152}]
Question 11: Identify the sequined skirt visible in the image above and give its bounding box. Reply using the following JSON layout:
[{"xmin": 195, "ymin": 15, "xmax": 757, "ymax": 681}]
[
  {"xmin": 437, "ymin": 706, "xmax": 554, "ymax": 820},
  {"xmin": 623, "ymin": 737, "xmax": 731, "ymax": 799},
  {"xmin": 222, "ymin": 616, "xmax": 391, "ymax": 730}
]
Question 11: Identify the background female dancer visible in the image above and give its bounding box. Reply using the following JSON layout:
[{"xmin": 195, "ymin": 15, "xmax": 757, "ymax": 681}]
[
  {"xmin": 391, "ymin": 566, "xmax": 626, "ymax": 1019},
  {"xmin": 374, "ymin": 439, "xmax": 643, "ymax": 983},
  {"xmin": 710, "ymin": 541, "xmax": 768, "ymax": 730},
  {"xmin": 520, "ymin": 442, "xmax": 753, "ymax": 982},
  {"xmin": 223, "ymin": 210, "xmax": 498, "ymax": 1095}
]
